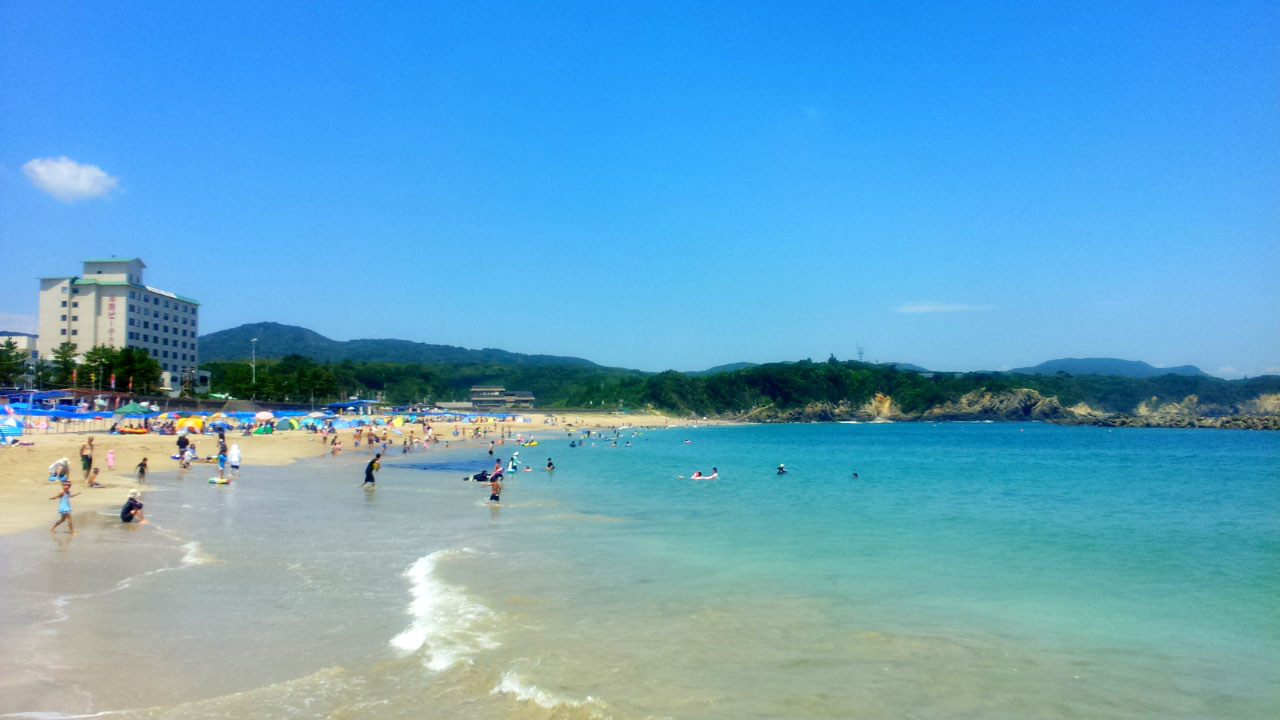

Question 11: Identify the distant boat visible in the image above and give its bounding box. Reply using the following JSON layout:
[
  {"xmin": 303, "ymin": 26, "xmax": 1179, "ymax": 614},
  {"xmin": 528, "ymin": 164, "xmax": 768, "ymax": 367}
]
[{"xmin": 838, "ymin": 420, "xmax": 861, "ymax": 424}]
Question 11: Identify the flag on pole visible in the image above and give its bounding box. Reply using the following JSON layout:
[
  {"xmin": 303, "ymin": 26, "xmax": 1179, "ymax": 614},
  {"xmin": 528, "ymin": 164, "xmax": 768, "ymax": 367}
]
[
  {"xmin": 72, "ymin": 368, "xmax": 77, "ymax": 386},
  {"xmin": 128, "ymin": 376, "xmax": 133, "ymax": 391},
  {"xmin": 110, "ymin": 374, "xmax": 116, "ymax": 390}
]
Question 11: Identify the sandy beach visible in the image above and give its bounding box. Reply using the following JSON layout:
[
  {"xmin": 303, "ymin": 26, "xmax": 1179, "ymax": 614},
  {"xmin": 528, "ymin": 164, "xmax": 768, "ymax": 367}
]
[{"xmin": 0, "ymin": 411, "xmax": 694, "ymax": 535}]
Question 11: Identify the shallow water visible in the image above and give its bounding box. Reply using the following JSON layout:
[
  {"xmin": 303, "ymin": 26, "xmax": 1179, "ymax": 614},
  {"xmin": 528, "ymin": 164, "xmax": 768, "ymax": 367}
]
[{"xmin": 2, "ymin": 423, "xmax": 1277, "ymax": 719}]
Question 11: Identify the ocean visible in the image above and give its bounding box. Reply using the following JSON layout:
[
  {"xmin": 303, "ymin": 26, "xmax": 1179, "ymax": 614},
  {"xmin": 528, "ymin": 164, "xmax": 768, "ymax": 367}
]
[{"xmin": 2, "ymin": 422, "xmax": 1277, "ymax": 719}]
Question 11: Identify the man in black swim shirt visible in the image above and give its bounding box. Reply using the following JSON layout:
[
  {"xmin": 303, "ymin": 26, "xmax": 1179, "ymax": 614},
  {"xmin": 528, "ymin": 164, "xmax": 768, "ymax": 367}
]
[{"xmin": 359, "ymin": 454, "xmax": 380, "ymax": 487}]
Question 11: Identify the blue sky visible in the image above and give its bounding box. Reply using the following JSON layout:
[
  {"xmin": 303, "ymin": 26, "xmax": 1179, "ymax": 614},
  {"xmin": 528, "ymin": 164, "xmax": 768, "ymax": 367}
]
[{"xmin": 2, "ymin": 1, "xmax": 1277, "ymax": 376}]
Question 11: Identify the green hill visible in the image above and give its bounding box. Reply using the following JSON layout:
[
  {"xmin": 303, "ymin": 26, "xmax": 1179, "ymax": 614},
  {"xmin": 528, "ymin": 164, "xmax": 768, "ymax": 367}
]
[
  {"xmin": 1009, "ymin": 358, "xmax": 1207, "ymax": 378},
  {"xmin": 200, "ymin": 322, "xmax": 601, "ymax": 367}
]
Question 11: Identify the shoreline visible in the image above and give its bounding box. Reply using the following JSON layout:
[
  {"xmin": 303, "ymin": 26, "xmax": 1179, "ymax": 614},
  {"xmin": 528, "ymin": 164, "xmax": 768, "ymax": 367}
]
[{"xmin": 0, "ymin": 411, "xmax": 699, "ymax": 535}]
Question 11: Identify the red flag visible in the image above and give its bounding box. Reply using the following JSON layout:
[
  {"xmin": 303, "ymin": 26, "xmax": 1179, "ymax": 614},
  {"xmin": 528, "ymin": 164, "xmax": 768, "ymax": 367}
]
[
  {"xmin": 110, "ymin": 374, "xmax": 116, "ymax": 390},
  {"xmin": 128, "ymin": 376, "xmax": 134, "ymax": 391},
  {"xmin": 72, "ymin": 368, "xmax": 77, "ymax": 386}
]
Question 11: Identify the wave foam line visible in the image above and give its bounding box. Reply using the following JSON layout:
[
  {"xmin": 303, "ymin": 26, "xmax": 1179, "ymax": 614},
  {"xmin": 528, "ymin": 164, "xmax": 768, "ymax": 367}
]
[
  {"xmin": 389, "ymin": 549, "xmax": 498, "ymax": 671},
  {"xmin": 45, "ymin": 542, "xmax": 214, "ymax": 625},
  {"xmin": 490, "ymin": 672, "xmax": 607, "ymax": 716}
]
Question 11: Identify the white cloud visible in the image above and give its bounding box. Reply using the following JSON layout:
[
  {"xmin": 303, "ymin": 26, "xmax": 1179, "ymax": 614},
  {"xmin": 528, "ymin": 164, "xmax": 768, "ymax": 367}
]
[
  {"xmin": 895, "ymin": 303, "xmax": 994, "ymax": 314},
  {"xmin": 22, "ymin": 156, "xmax": 119, "ymax": 202},
  {"xmin": 0, "ymin": 312, "xmax": 38, "ymax": 334}
]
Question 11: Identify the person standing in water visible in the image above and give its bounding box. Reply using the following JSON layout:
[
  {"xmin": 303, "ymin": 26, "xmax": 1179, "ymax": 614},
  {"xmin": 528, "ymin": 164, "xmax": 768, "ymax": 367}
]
[
  {"xmin": 359, "ymin": 453, "xmax": 381, "ymax": 487},
  {"xmin": 50, "ymin": 480, "xmax": 80, "ymax": 534},
  {"xmin": 488, "ymin": 473, "xmax": 502, "ymax": 503},
  {"xmin": 136, "ymin": 457, "xmax": 148, "ymax": 482}
]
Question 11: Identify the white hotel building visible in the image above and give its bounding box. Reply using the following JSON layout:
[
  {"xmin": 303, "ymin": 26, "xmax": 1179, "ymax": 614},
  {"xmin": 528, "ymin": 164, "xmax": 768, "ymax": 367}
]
[{"xmin": 38, "ymin": 258, "xmax": 201, "ymax": 384}]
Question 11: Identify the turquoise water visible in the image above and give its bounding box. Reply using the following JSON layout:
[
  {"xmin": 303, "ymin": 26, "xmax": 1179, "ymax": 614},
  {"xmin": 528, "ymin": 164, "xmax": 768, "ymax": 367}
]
[{"xmin": 2, "ymin": 423, "xmax": 1277, "ymax": 719}]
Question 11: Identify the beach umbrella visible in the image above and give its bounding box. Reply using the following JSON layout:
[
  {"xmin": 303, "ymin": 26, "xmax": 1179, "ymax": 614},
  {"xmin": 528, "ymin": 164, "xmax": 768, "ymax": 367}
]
[
  {"xmin": 254, "ymin": 411, "xmax": 275, "ymax": 421},
  {"xmin": 176, "ymin": 417, "xmax": 204, "ymax": 432},
  {"xmin": 307, "ymin": 411, "xmax": 325, "ymax": 418},
  {"xmin": 210, "ymin": 412, "xmax": 228, "ymax": 419}
]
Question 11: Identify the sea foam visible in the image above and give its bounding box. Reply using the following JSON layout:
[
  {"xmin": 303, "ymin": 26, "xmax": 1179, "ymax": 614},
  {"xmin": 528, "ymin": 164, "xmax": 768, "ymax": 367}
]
[
  {"xmin": 490, "ymin": 672, "xmax": 606, "ymax": 715},
  {"xmin": 389, "ymin": 549, "xmax": 497, "ymax": 671}
]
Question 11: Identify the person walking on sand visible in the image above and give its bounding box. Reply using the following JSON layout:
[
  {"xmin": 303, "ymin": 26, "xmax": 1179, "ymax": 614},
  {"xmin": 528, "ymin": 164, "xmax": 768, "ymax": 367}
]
[
  {"xmin": 87, "ymin": 468, "xmax": 104, "ymax": 488},
  {"xmin": 136, "ymin": 457, "xmax": 148, "ymax": 482},
  {"xmin": 359, "ymin": 453, "xmax": 381, "ymax": 488},
  {"xmin": 79, "ymin": 437, "xmax": 94, "ymax": 480},
  {"xmin": 106, "ymin": 448, "xmax": 115, "ymax": 471},
  {"xmin": 50, "ymin": 480, "xmax": 80, "ymax": 534}
]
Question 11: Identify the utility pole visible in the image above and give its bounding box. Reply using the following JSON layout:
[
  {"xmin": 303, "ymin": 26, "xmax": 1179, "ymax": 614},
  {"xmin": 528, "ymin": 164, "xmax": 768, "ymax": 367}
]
[
  {"xmin": 857, "ymin": 343, "xmax": 865, "ymax": 363},
  {"xmin": 251, "ymin": 337, "xmax": 258, "ymax": 399}
]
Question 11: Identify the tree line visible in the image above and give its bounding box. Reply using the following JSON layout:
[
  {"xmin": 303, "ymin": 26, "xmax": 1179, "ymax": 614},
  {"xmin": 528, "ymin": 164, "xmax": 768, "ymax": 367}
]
[
  {"xmin": 0, "ymin": 340, "xmax": 164, "ymax": 394},
  {"xmin": 202, "ymin": 354, "xmax": 1280, "ymax": 415}
]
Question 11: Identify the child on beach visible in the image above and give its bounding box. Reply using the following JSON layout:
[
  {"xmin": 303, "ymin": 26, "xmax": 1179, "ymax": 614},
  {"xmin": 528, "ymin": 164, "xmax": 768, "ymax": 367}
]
[
  {"xmin": 136, "ymin": 458, "xmax": 148, "ymax": 482},
  {"xmin": 106, "ymin": 449, "xmax": 115, "ymax": 470},
  {"xmin": 228, "ymin": 444, "xmax": 242, "ymax": 478},
  {"xmin": 217, "ymin": 448, "xmax": 228, "ymax": 480},
  {"xmin": 50, "ymin": 480, "xmax": 80, "ymax": 533},
  {"xmin": 488, "ymin": 473, "xmax": 502, "ymax": 503},
  {"xmin": 121, "ymin": 489, "xmax": 145, "ymax": 523},
  {"xmin": 88, "ymin": 468, "xmax": 103, "ymax": 488}
]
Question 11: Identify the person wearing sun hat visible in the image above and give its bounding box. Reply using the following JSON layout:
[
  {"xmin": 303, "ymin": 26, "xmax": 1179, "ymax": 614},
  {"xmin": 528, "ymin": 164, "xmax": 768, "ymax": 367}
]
[{"xmin": 121, "ymin": 489, "xmax": 145, "ymax": 523}]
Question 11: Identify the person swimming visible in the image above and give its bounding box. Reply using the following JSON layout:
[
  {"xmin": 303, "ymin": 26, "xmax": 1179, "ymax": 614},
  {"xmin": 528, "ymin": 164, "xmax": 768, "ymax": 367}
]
[
  {"xmin": 691, "ymin": 467, "xmax": 719, "ymax": 480},
  {"xmin": 776, "ymin": 464, "xmax": 787, "ymax": 475}
]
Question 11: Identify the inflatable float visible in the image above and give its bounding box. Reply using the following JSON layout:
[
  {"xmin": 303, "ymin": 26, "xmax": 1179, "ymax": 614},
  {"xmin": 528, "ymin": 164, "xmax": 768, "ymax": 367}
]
[{"xmin": 208, "ymin": 477, "xmax": 230, "ymax": 484}]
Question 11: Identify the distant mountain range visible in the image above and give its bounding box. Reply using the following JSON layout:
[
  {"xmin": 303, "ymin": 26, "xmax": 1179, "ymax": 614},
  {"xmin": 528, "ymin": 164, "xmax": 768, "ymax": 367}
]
[
  {"xmin": 199, "ymin": 324, "xmax": 1215, "ymax": 381},
  {"xmin": 199, "ymin": 322, "xmax": 601, "ymax": 367},
  {"xmin": 1008, "ymin": 358, "xmax": 1207, "ymax": 379}
]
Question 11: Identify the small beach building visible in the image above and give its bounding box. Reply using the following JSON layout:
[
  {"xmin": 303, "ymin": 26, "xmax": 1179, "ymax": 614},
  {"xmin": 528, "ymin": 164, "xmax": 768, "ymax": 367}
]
[{"xmin": 469, "ymin": 385, "xmax": 535, "ymax": 410}]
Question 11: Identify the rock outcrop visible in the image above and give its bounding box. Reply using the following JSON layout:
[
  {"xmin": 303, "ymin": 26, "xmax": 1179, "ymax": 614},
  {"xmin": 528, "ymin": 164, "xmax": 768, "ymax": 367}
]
[{"xmin": 922, "ymin": 388, "xmax": 1076, "ymax": 421}]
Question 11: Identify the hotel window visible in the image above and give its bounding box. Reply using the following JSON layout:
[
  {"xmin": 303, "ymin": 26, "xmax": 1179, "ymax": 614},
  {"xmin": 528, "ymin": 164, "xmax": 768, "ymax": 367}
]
[
  {"xmin": 72, "ymin": 287, "xmax": 79, "ymax": 294},
  {"xmin": 72, "ymin": 302, "xmax": 78, "ymax": 308},
  {"xmin": 142, "ymin": 334, "xmax": 149, "ymax": 342},
  {"xmin": 143, "ymin": 321, "xmax": 149, "ymax": 329},
  {"xmin": 60, "ymin": 329, "xmax": 67, "ymax": 335},
  {"xmin": 71, "ymin": 316, "xmax": 78, "ymax": 321},
  {"xmin": 163, "ymin": 338, "xmax": 168, "ymax": 346},
  {"xmin": 163, "ymin": 351, "xmax": 168, "ymax": 358},
  {"xmin": 60, "ymin": 314, "xmax": 67, "ymax": 321},
  {"xmin": 164, "ymin": 301, "xmax": 169, "ymax": 308},
  {"xmin": 71, "ymin": 330, "xmax": 77, "ymax": 335},
  {"xmin": 151, "ymin": 349, "xmax": 156, "ymax": 357},
  {"xmin": 60, "ymin": 301, "xmax": 67, "ymax": 307},
  {"xmin": 61, "ymin": 287, "xmax": 67, "ymax": 293}
]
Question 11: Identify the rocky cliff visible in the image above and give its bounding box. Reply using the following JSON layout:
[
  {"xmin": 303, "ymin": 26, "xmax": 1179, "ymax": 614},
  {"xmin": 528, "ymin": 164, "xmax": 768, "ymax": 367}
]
[
  {"xmin": 922, "ymin": 389, "xmax": 1075, "ymax": 421},
  {"xmin": 733, "ymin": 389, "xmax": 1280, "ymax": 429}
]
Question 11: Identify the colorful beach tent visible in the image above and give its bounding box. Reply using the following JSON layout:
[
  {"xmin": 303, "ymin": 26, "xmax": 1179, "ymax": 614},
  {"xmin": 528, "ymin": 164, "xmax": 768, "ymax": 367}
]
[{"xmin": 114, "ymin": 401, "xmax": 150, "ymax": 415}]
